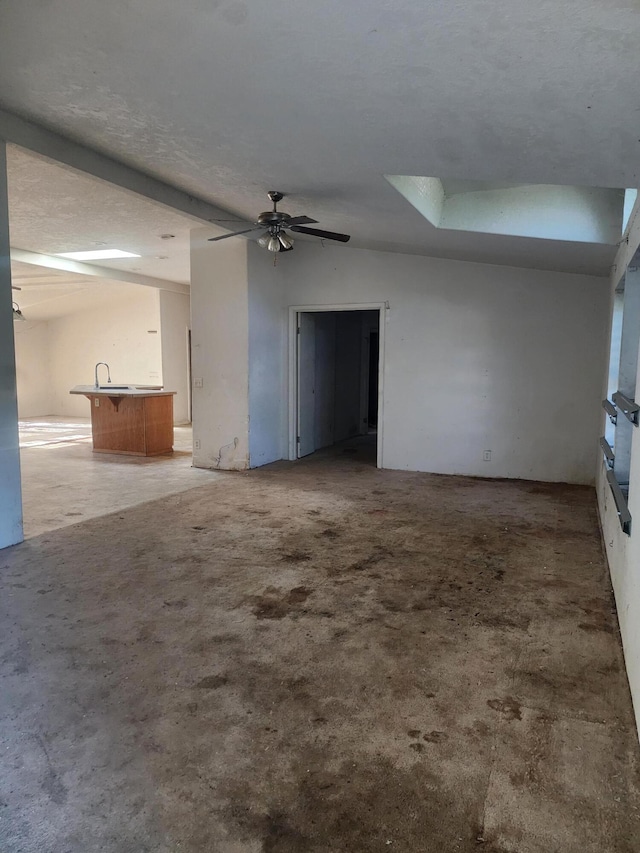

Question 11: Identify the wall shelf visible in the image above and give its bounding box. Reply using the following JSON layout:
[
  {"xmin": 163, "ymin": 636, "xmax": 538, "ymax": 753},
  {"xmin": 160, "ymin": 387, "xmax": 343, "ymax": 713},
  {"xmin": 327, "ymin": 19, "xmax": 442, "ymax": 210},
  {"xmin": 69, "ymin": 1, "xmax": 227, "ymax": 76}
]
[
  {"xmin": 612, "ymin": 391, "xmax": 639, "ymax": 426},
  {"xmin": 600, "ymin": 436, "xmax": 615, "ymax": 468},
  {"xmin": 605, "ymin": 468, "xmax": 632, "ymax": 535},
  {"xmin": 602, "ymin": 398, "xmax": 617, "ymax": 423}
]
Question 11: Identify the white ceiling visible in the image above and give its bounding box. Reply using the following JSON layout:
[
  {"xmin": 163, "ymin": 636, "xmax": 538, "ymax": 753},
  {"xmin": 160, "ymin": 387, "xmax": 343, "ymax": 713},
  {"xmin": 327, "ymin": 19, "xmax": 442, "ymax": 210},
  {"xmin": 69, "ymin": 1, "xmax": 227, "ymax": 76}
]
[
  {"xmin": 7, "ymin": 147, "xmax": 196, "ymax": 284},
  {"xmin": 7, "ymin": 146, "xmax": 198, "ymax": 317},
  {"xmin": 11, "ymin": 261, "xmax": 154, "ymax": 322},
  {"xmin": 1, "ymin": 0, "xmax": 639, "ymax": 275}
]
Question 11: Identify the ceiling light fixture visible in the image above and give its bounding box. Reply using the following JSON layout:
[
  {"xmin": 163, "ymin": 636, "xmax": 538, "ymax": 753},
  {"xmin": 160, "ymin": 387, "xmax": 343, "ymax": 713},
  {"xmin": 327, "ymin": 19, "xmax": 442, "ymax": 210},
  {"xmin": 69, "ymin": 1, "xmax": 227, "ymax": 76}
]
[
  {"xmin": 56, "ymin": 249, "xmax": 141, "ymax": 261},
  {"xmin": 278, "ymin": 231, "xmax": 294, "ymax": 250},
  {"xmin": 259, "ymin": 226, "xmax": 294, "ymax": 252},
  {"xmin": 208, "ymin": 191, "xmax": 351, "ymax": 254},
  {"xmin": 12, "ymin": 301, "xmax": 25, "ymax": 322}
]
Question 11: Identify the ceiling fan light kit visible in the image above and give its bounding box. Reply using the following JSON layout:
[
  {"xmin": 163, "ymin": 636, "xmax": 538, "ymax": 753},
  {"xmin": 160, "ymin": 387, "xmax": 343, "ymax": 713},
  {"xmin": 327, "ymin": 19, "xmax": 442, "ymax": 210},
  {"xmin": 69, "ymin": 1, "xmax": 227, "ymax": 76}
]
[
  {"xmin": 278, "ymin": 231, "xmax": 293, "ymax": 250},
  {"xmin": 267, "ymin": 234, "xmax": 281, "ymax": 253},
  {"xmin": 208, "ymin": 191, "xmax": 350, "ymax": 254}
]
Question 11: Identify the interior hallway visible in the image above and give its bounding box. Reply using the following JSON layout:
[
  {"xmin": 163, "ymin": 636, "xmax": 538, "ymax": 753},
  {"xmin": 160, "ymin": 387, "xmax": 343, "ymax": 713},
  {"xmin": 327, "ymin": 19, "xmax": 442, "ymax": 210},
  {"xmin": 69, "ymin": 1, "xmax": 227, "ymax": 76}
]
[{"xmin": 1, "ymin": 451, "xmax": 639, "ymax": 852}]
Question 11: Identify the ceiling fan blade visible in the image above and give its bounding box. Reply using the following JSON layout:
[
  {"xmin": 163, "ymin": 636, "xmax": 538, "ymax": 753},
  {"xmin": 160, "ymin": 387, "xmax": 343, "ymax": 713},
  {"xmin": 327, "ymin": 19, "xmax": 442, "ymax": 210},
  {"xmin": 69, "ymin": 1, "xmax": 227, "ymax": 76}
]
[
  {"xmin": 290, "ymin": 225, "xmax": 350, "ymax": 243},
  {"xmin": 286, "ymin": 215, "xmax": 318, "ymax": 227},
  {"xmin": 208, "ymin": 227, "xmax": 260, "ymax": 242}
]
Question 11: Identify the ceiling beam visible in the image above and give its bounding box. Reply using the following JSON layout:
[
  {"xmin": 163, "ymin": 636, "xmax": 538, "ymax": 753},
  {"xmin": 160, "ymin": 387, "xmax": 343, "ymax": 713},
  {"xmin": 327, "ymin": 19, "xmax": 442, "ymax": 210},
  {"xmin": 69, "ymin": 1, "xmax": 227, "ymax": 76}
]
[
  {"xmin": 0, "ymin": 108, "xmax": 245, "ymax": 228},
  {"xmin": 10, "ymin": 249, "xmax": 190, "ymax": 295}
]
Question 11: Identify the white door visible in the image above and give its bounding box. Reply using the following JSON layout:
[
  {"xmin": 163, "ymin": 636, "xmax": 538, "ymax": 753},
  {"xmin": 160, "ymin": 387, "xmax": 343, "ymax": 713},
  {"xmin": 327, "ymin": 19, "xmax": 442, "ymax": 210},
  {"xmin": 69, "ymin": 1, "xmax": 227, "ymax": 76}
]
[{"xmin": 297, "ymin": 312, "xmax": 316, "ymax": 457}]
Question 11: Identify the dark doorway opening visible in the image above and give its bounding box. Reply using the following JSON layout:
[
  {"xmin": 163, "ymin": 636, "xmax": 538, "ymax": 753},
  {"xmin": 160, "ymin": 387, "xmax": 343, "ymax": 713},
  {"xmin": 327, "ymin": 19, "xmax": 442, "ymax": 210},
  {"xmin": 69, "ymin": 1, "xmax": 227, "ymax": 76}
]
[
  {"xmin": 296, "ymin": 309, "xmax": 380, "ymax": 464},
  {"xmin": 368, "ymin": 330, "xmax": 379, "ymax": 431}
]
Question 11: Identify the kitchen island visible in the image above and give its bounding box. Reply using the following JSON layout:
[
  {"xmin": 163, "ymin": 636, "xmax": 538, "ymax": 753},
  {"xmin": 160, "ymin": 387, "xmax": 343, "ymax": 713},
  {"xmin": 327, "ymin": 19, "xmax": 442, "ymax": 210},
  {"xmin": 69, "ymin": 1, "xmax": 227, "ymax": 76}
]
[{"xmin": 70, "ymin": 386, "xmax": 177, "ymax": 456}]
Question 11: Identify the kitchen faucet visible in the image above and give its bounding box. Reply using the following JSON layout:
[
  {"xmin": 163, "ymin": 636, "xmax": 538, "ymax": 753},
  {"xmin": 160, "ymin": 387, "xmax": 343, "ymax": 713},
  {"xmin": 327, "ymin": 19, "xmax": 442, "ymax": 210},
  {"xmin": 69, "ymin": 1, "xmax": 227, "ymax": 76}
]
[{"xmin": 94, "ymin": 362, "xmax": 111, "ymax": 388}]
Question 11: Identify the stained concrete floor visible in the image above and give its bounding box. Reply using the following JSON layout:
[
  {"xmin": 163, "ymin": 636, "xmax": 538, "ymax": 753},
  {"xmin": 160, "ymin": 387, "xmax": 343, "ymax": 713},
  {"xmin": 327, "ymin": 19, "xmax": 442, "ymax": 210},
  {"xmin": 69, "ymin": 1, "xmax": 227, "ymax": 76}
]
[
  {"xmin": 18, "ymin": 417, "xmax": 216, "ymax": 538},
  {"xmin": 1, "ymin": 442, "xmax": 639, "ymax": 852}
]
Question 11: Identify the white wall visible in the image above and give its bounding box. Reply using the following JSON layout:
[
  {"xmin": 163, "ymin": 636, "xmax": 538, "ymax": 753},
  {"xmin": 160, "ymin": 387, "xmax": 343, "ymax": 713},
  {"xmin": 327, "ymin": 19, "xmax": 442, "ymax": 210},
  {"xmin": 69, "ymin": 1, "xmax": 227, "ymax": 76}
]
[
  {"xmin": 597, "ymin": 194, "xmax": 640, "ymax": 736},
  {"xmin": 598, "ymin": 442, "xmax": 640, "ymax": 739},
  {"xmin": 13, "ymin": 320, "xmax": 53, "ymax": 417},
  {"xmin": 159, "ymin": 290, "xmax": 190, "ymax": 424},
  {"xmin": 12, "ymin": 286, "xmax": 188, "ymax": 423},
  {"xmin": 191, "ymin": 231, "xmax": 249, "ymax": 470},
  {"xmin": 48, "ymin": 288, "xmax": 163, "ymax": 418},
  {"xmin": 248, "ymin": 245, "xmax": 285, "ymax": 467},
  {"xmin": 279, "ymin": 243, "xmax": 608, "ymax": 484},
  {"xmin": 191, "ymin": 234, "xmax": 609, "ymax": 483}
]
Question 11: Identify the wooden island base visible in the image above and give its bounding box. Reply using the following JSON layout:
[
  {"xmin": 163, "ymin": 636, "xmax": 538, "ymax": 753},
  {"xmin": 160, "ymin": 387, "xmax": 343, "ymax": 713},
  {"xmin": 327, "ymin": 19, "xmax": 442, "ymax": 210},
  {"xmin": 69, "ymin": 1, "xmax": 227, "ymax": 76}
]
[{"xmin": 81, "ymin": 391, "xmax": 175, "ymax": 456}]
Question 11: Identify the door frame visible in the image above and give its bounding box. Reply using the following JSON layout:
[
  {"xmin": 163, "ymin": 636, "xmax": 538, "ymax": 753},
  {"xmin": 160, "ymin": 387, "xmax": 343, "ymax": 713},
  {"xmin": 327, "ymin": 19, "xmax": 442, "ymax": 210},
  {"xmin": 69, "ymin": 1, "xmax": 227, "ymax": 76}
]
[
  {"xmin": 187, "ymin": 327, "xmax": 193, "ymax": 424},
  {"xmin": 288, "ymin": 302, "xmax": 387, "ymax": 467}
]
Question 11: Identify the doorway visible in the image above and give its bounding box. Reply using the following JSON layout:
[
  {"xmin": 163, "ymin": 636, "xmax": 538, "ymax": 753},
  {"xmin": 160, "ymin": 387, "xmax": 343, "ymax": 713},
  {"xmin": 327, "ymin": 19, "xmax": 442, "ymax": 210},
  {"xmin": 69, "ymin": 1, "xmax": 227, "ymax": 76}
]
[{"xmin": 291, "ymin": 305, "xmax": 384, "ymax": 466}]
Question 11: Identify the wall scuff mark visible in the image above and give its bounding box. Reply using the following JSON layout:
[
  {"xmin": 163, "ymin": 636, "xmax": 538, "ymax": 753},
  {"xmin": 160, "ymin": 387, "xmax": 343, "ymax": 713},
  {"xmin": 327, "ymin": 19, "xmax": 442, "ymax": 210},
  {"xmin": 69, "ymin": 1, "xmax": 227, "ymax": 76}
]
[{"xmin": 214, "ymin": 436, "xmax": 240, "ymax": 470}]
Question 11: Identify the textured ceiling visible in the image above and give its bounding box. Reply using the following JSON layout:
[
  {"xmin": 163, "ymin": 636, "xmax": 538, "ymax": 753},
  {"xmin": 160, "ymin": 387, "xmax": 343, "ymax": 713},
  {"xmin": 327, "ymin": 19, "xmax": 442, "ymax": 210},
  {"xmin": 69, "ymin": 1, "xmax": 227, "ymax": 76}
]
[
  {"xmin": 7, "ymin": 147, "xmax": 195, "ymax": 284},
  {"xmin": 1, "ymin": 0, "xmax": 638, "ymax": 274}
]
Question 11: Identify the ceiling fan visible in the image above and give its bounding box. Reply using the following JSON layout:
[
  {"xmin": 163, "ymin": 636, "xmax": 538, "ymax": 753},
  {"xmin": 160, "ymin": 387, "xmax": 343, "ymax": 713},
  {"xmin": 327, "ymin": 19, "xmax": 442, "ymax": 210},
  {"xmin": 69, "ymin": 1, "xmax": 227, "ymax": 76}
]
[{"xmin": 208, "ymin": 191, "xmax": 350, "ymax": 253}]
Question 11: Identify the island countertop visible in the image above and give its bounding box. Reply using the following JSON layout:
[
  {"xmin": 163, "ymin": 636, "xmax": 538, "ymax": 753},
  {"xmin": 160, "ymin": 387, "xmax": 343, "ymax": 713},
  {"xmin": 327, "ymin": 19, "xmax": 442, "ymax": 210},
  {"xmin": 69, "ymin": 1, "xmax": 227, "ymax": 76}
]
[{"xmin": 70, "ymin": 385, "xmax": 176, "ymax": 397}]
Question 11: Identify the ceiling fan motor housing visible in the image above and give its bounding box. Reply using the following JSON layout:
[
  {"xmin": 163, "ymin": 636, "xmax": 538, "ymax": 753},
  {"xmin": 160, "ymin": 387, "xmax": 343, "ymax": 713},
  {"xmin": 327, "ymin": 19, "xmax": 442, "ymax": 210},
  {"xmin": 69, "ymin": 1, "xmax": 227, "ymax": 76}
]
[
  {"xmin": 258, "ymin": 191, "xmax": 289, "ymax": 229},
  {"xmin": 257, "ymin": 210, "xmax": 290, "ymax": 228}
]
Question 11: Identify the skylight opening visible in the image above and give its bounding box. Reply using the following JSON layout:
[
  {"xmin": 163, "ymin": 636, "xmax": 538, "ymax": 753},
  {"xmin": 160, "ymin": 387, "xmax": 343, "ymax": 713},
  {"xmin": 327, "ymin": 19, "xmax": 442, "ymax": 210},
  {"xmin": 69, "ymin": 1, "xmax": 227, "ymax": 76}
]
[
  {"xmin": 385, "ymin": 175, "xmax": 626, "ymax": 245},
  {"xmin": 622, "ymin": 189, "xmax": 638, "ymax": 235},
  {"xmin": 56, "ymin": 249, "xmax": 141, "ymax": 261}
]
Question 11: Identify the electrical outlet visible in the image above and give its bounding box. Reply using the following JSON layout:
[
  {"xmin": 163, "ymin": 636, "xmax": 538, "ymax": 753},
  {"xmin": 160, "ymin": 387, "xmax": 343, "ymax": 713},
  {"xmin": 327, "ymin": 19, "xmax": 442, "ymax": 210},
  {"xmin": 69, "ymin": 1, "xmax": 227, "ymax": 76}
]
[
  {"xmin": 94, "ymin": 397, "xmax": 100, "ymax": 407},
  {"xmin": 483, "ymin": 450, "xmax": 491, "ymax": 462},
  {"xmin": 194, "ymin": 439, "xmax": 201, "ymax": 450},
  {"xmin": 193, "ymin": 377, "xmax": 203, "ymax": 388}
]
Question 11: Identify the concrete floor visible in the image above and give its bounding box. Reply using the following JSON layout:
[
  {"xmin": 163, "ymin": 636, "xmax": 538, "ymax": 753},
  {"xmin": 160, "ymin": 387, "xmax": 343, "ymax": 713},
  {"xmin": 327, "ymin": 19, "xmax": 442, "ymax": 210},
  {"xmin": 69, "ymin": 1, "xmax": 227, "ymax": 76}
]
[
  {"xmin": 18, "ymin": 417, "xmax": 216, "ymax": 538},
  {"xmin": 1, "ymin": 440, "xmax": 639, "ymax": 851}
]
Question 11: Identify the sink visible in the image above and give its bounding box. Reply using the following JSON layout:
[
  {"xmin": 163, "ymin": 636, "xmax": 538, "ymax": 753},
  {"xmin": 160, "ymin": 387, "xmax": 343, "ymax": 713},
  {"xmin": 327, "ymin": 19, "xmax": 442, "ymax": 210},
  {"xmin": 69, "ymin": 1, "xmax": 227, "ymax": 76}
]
[{"xmin": 98, "ymin": 385, "xmax": 132, "ymax": 390}]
